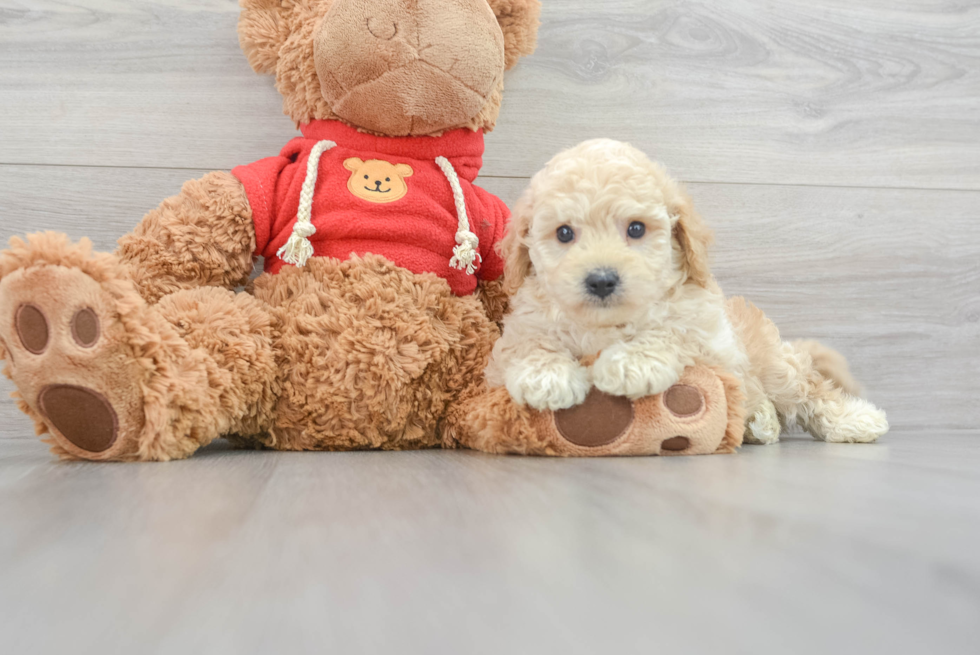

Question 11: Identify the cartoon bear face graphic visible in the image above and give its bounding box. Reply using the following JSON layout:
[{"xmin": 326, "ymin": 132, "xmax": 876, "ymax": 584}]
[{"xmin": 344, "ymin": 158, "xmax": 414, "ymax": 204}]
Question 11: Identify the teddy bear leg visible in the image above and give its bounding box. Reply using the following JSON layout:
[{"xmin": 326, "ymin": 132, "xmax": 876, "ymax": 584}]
[
  {"xmin": 447, "ymin": 385, "xmax": 551, "ymax": 455},
  {"xmin": 116, "ymin": 171, "xmax": 256, "ymax": 304},
  {"xmin": 0, "ymin": 234, "xmax": 278, "ymax": 461},
  {"xmin": 151, "ymin": 286, "xmax": 280, "ymax": 454},
  {"xmin": 454, "ymin": 366, "xmax": 747, "ymax": 457}
]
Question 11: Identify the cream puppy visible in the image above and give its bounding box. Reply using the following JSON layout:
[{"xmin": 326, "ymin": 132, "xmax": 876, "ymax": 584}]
[{"xmin": 487, "ymin": 139, "xmax": 888, "ymax": 444}]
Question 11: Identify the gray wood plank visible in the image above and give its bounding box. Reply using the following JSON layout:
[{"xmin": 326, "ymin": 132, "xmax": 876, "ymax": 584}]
[
  {"xmin": 1, "ymin": 165, "xmax": 977, "ymax": 436},
  {"xmin": 0, "ymin": 433, "xmax": 978, "ymax": 654},
  {"xmin": 1, "ymin": 1, "xmax": 978, "ymax": 188}
]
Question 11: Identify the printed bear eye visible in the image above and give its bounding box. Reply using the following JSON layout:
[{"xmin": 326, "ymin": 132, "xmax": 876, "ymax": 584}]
[
  {"xmin": 385, "ymin": 178, "xmax": 390, "ymax": 182},
  {"xmin": 556, "ymin": 225, "xmax": 575, "ymax": 243},
  {"xmin": 627, "ymin": 221, "xmax": 646, "ymax": 239},
  {"xmin": 364, "ymin": 175, "xmax": 369, "ymax": 179}
]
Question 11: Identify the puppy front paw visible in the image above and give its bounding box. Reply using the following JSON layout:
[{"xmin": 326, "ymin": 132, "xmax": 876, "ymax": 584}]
[
  {"xmin": 506, "ymin": 360, "xmax": 592, "ymax": 411},
  {"xmin": 592, "ymin": 348, "xmax": 680, "ymax": 399}
]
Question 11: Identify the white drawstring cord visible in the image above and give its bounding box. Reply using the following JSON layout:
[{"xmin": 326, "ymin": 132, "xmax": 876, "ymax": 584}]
[
  {"xmin": 436, "ymin": 156, "xmax": 481, "ymax": 276},
  {"xmin": 277, "ymin": 139, "xmax": 336, "ymax": 267}
]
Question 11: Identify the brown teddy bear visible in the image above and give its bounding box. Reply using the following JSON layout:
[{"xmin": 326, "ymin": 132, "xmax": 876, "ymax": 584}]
[{"xmin": 0, "ymin": 0, "xmax": 541, "ymax": 461}]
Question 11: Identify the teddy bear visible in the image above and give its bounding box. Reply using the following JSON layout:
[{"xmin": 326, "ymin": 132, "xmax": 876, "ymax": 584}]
[{"xmin": 0, "ymin": 0, "xmax": 542, "ymax": 461}]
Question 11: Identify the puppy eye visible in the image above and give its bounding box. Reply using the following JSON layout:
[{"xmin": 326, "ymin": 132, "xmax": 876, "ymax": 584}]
[
  {"xmin": 385, "ymin": 177, "xmax": 390, "ymax": 182},
  {"xmin": 556, "ymin": 225, "xmax": 575, "ymax": 243},
  {"xmin": 627, "ymin": 221, "xmax": 647, "ymax": 239},
  {"xmin": 364, "ymin": 175, "xmax": 369, "ymax": 179}
]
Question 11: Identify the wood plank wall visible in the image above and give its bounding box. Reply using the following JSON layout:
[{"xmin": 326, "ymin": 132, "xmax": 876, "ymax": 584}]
[{"xmin": 1, "ymin": 0, "xmax": 977, "ymax": 436}]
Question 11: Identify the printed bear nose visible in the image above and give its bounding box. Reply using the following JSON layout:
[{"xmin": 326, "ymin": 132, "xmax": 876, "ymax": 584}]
[{"xmin": 585, "ymin": 269, "xmax": 620, "ymax": 299}]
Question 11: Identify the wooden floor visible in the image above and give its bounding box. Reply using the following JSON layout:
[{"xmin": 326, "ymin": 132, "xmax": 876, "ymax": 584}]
[
  {"xmin": 0, "ymin": 1, "xmax": 978, "ymax": 652},
  {"xmin": 1, "ymin": 432, "xmax": 979, "ymax": 653}
]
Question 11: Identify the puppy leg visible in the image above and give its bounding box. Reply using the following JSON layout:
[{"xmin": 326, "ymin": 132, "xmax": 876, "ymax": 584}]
[
  {"xmin": 592, "ymin": 338, "xmax": 682, "ymax": 399},
  {"xmin": 744, "ymin": 397, "xmax": 782, "ymax": 445},
  {"xmin": 505, "ymin": 351, "xmax": 592, "ymax": 411},
  {"xmin": 729, "ymin": 298, "xmax": 888, "ymax": 444},
  {"xmin": 781, "ymin": 341, "xmax": 888, "ymax": 443},
  {"xmin": 487, "ymin": 304, "xmax": 593, "ymax": 412},
  {"xmin": 799, "ymin": 388, "xmax": 889, "ymax": 444}
]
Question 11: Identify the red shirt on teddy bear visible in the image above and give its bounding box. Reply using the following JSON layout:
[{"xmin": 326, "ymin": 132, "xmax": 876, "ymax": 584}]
[{"xmin": 232, "ymin": 120, "xmax": 509, "ymax": 296}]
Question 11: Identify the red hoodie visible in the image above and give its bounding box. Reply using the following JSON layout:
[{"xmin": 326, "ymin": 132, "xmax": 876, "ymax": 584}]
[{"xmin": 232, "ymin": 120, "xmax": 509, "ymax": 296}]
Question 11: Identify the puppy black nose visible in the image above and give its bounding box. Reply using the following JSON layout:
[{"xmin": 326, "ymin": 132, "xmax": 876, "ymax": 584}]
[{"xmin": 585, "ymin": 269, "xmax": 620, "ymax": 299}]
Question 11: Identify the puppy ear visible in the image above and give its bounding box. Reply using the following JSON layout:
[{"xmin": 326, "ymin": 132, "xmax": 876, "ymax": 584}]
[
  {"xmin": 671, "ymin": 190, "xmax": 714, "ymax": 288},
  {"xmin": 498, "ymin": 187, "xmax": 535, "ymax": 295},
  {"xmin": 487, "ymin": 0, "xmax": 542, "ymax": 70},
  {"xmin": 395, "ymin": 164, "xmax": 414, "ymax": 178},
  {"xmin": 238, "ymin": 0, "xmax": 286, "ymax": 75},
  {"xmin": 344, "ymin": 157, "xmax": 364, "ymax": 172}
]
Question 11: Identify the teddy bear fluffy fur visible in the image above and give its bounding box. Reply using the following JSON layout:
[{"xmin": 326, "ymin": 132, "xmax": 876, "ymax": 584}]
[{"xmin": 0, "ymin": 0, "xmax": 541, "ymax": 461}]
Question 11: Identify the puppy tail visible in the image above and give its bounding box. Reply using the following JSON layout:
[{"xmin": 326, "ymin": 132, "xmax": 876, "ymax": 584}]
[
  {"xmin": 790, "ymin": 339, "xmax": 863, "ymax": 397},
  {"xmin": 727, "ymin": 297, "xmax": 888, "ymax": 444}
]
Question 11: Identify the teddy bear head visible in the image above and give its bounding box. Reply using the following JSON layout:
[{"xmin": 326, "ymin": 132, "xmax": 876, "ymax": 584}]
[{"xmin": 238, "ymin": 0, "xmax": 542, "ymax": 136}]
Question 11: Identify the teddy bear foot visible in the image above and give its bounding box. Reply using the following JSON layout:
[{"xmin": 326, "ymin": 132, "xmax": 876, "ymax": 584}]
[
  {"xmin": 0, "ymin": 234, "xmax": 148, "ymax": 460},
  {"xmin": 457, "ymin": 366, "xmax": 745, "ymax": 457},
  {"xmin": 548, "ymin": 368, "xmax": 735, "ymax": 456}
]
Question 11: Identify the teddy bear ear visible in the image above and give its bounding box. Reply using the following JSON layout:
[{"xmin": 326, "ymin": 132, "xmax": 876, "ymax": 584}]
[
  {"xmin": 238, "ymin": 0, "xmax": 286, "ymax": 75},
  {"xmin": 487, "ymin": 0, "xmax": 542, "ymax": 70},
  {"xmin": 344, "ymin": 158, "xmax": 365, "ymax": 172}
]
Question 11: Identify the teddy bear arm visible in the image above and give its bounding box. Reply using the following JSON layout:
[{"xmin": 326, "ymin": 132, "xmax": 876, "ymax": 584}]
[
  {"xmin": 474, "ymin": 278, "xmax": 510, "ymax": 328},
  {"xmin": 116, "ymin": 171, "xmax": 257, "ymax": 304}
]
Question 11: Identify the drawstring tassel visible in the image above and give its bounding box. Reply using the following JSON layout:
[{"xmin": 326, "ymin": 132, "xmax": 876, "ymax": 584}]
[
  {"xmin": 277, "ymin": 139, "xmax": 336, "ymax": 267},
  {"xmin": 450, "ymin": 231, "xmax": 481, "ymax": 275},
  {"xmin": 436, "ymin": 156, "xmax": 481, "ymax": 276},
  {"xmin": 276, "ymin": 221, "xmax": 317, "ymax": 267}
]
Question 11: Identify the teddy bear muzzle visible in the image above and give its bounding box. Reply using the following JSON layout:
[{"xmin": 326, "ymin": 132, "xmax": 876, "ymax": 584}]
[{"xmin": 314, "ymin": 0, "xmax": 505, "ymax": 136}]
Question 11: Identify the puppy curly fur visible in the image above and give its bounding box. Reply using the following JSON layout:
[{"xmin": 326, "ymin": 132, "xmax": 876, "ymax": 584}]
[{"xmin": 489, "ymin": 140, "xmax": 889, "ymax": 444}]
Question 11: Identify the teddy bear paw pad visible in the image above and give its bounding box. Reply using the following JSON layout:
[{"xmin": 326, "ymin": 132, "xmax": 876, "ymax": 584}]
[
  {"xmin": 554, "ymin": 389, "xmax": 634, "ymax": 448},
  {"xmin": 15, "ymin": 303, "xmax": 50, "ymax": 354},
  {"xmin": 663, "ymin": 384, "xmax": 704, "ymax": 418},
  {"xmin": 38, "ymin": 384, "xmax": 118, "ymax": 453},
  {"xmin": 661, "ymin": 436, "xmax": 691, "ymax": 452}
]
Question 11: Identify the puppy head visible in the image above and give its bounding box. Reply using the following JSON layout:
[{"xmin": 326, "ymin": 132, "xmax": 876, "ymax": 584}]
[{"xmin": 502, "ymin": 139, "xmax": 713, "ymax": 326}]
